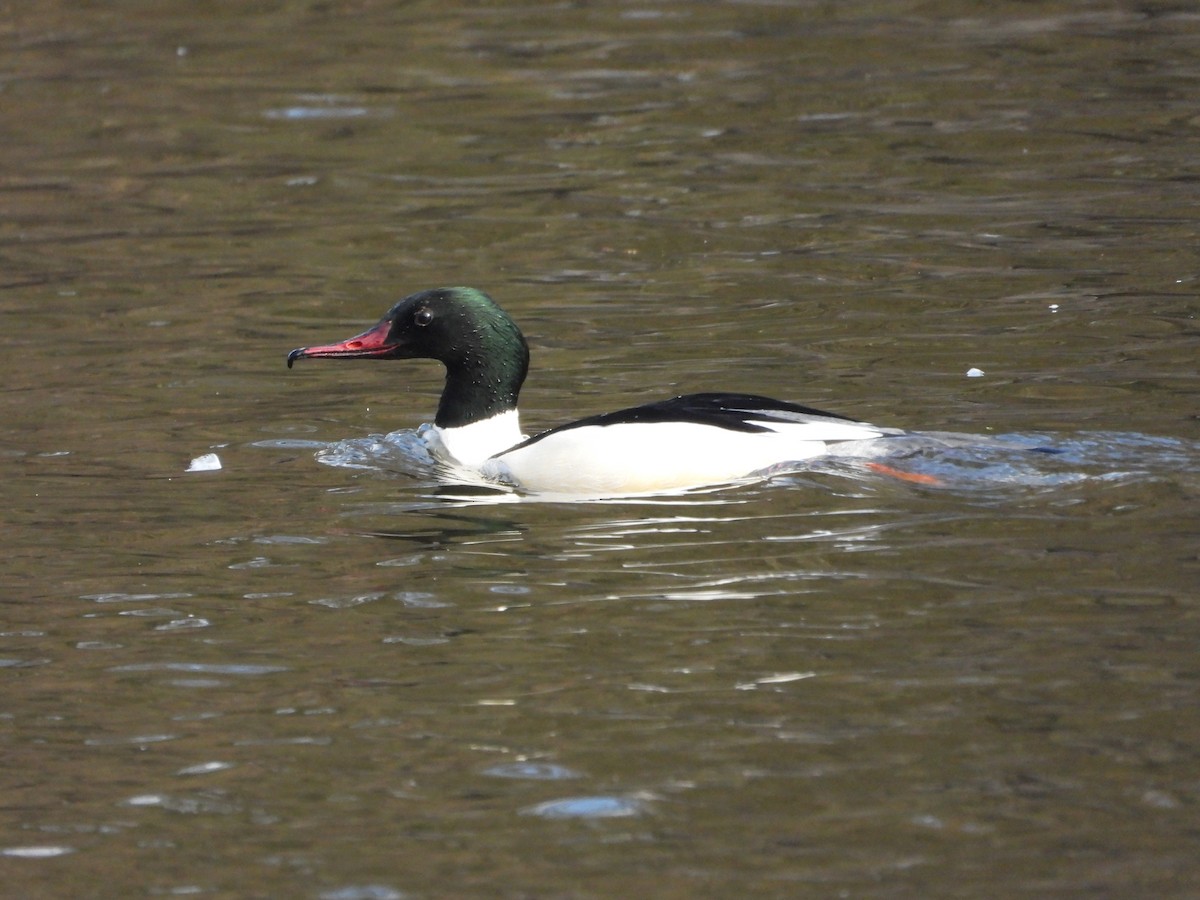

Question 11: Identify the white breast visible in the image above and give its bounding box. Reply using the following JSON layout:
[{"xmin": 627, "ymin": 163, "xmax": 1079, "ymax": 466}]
[{"xmin": 420, "ymin": 410, "xmax": 524, "ymax": 467}]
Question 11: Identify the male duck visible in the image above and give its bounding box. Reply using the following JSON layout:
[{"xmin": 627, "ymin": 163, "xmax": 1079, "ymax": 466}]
[{"xmin": 287, "ymin": 287, "xmax": 905, "ymax": 496}]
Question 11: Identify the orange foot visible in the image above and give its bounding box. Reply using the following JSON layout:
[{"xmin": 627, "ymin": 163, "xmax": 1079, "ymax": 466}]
[{"xmin": 865, "ymin": 461, "xmax": 943, "ymax": 486}]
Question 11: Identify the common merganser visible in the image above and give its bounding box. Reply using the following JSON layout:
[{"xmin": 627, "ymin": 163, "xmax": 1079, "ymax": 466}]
[{"xmin": 287, "ymin": 287, "xmax": 906, "ymax": 496}]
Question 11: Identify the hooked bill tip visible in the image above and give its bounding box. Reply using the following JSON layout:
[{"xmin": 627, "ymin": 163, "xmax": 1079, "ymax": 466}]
[{"xmin": 286, "ymin": 348, "xmax": 304, "ymax": 369}]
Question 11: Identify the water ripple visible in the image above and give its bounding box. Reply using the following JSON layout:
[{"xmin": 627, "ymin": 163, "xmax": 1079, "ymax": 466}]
[{"xmin": 289, "ymin": 427, "xmax": 1199, "ymax": 502}]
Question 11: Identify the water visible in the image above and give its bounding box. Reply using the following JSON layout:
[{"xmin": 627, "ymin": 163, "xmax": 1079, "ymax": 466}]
[{"xmin": 3, "ymin": 3, "xmax": 1199, "ymax": 897}]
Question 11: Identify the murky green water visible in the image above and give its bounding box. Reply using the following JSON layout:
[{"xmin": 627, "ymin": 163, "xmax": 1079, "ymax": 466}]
[{"xmin": 3, "ymin": 3, "xmax": 1198, "ymax": 897}]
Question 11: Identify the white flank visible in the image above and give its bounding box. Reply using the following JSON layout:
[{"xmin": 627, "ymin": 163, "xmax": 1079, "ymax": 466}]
[{"xmin": 482, "ymin": 418, "xmax": 890, "ymax": 496}]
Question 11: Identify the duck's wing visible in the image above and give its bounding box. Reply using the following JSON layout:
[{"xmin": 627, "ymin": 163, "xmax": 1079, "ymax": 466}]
[{"xmin": 508, "ymin": 392, "xmax": 899, "ymax": 453}]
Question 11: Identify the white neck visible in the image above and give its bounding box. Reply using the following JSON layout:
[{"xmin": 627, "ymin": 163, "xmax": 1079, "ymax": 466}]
[{"xmin": 422, "ymin": 409, "xmax": 524, "ymax": 467}]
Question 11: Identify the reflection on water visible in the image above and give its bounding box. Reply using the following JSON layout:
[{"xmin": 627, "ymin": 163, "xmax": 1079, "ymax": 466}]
[
  {"xmin": 4, "ymin": 1, "xmax": 1199, "ymax": 897},
  {"xmin": 522, "ymin": 794, "xmax": 650, "ymax": 819}
]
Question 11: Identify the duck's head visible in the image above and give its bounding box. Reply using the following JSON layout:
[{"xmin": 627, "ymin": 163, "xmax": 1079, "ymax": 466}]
[
  {"xmin": 287, "ymin": 287, "xmax": 530, "ymax": 428},
  {"xmin": 287, "ymin": 287, "xmax": 525, "ymax": 369}
]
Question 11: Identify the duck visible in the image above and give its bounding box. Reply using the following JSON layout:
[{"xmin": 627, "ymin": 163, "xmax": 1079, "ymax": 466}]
[{"xmin": 287, "ymin": 287, "xmax": 907, "ymax": 497}]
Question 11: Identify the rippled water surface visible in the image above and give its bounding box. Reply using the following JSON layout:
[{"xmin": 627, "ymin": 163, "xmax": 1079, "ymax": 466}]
[{"xmin": 3, "ymin": 2, "xmax": 1199, "ymax": 897}]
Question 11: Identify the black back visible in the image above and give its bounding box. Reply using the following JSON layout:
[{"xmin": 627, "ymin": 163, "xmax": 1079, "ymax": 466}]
[{"xmin": 512, "ymin": 392, "xmax": 862, "ymax": 450}]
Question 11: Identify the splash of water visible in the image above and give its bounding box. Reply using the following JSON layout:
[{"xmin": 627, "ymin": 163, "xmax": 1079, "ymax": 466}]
[{"xmin": 272, "ymin": 428, "xmax": 1200, "ymax": 500}]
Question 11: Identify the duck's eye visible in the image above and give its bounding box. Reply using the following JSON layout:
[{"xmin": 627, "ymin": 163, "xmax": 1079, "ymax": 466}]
[{"xmin": 413, "ymin": 308, "xmax": 434, "ymax": 327}]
